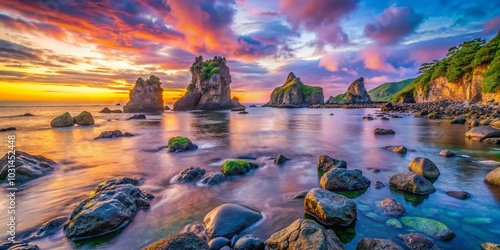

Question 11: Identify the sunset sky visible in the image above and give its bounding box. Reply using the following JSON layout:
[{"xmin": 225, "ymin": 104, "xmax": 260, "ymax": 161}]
[{"xmin": 0, "ymin": 0, "xmax": 499, "ymax": 103}]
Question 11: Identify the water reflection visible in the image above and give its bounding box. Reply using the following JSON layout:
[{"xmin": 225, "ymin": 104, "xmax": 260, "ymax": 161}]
[{"xmin": 190, "ymin": 112, "xmax": 230, "ymax": 141}]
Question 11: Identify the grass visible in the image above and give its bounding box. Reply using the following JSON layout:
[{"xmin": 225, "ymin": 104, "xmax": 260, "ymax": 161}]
[{"xmin": 368, "ymin": 79, "xmax": 413, "ymax": 102}]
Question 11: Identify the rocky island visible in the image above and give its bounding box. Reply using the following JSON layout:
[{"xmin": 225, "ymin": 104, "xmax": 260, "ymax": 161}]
[
  {"xmin": 327, "ymin": 77, "xmax": 372, "ymax": 104},
  {"xmin": 123, "ymin": 75, "xmax": 164, "ymax": 113},
  {"xmin": 263, "ymin": 72, "xmax": 324, "ymax": 108},
  {"xmin": 173, "ymin": 56, "xmax": 244, "ymax": 111}
]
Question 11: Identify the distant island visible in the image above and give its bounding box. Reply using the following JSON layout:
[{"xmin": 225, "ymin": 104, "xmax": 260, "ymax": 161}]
[{"xmin": 263, "ymin": 72, "xmax": 324, "ymax": 108}]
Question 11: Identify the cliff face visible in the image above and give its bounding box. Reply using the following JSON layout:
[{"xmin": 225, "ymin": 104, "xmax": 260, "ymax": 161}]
[
  {"xmin": 173, "ymin": 56, "xmax": 243, "ymax": 111},
  {"xmin": 414, "ymin": 65, "xmax": 500, "ymax": 103},
  {"xmin": 327, "ymin": 77, "xmax": 372, "ymax": 104},
  {"xmin": 123, "ymin": 75, "xmax": 164, "ymax": 113},
  {"xmin": 263, "ymin": 72, "xmax": 324, "ymax": 108}
]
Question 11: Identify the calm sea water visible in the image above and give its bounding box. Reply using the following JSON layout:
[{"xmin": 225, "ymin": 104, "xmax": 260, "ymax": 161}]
[{"xmin": 0, "ymin": 101, "xmax": 499, "ymax": 249}]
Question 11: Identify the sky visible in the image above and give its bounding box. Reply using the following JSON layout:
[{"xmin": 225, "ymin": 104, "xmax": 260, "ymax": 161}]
[{"xmin": 0, "ymin": 0, "xmax": 499, "ymax": 103}]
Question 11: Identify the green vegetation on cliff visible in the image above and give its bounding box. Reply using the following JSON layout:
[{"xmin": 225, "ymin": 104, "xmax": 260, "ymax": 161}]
[
  {"xmin": 190, "ymin": 56, "xmax": 225, "ymax": 82},
  {"xmin": 368, "ymin": 79, "xmax": 413, "ymax": 102},
  {"xmin": 393, "ymin": 32, "xmax": 500, "ymax": 102}
]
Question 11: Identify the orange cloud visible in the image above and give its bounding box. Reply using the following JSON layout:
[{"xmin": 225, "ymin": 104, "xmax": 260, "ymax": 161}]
[{"xmin": 361, "ymin": 46, "xmax": 397, "ymax": 72}]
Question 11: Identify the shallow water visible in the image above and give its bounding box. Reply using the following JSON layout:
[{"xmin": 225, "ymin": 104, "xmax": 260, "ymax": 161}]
[{"xmin": 0, "ymin": 102, "xmax": 499, "ymax": 249}]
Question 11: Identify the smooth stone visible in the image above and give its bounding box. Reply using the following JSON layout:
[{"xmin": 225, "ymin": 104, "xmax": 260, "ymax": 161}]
[
  {"xmin": 377, "ymin": 198, "xmax": 405, "ymax": 216},
  {"xmin": 481, "ymin": 242, "xmax": 500, "ymax": 250},
  {"xmin": 445, "ymin": 190, "xmax": 471, "ymax": 199},
  {"xmin": 94, "ymin": 130, "xmax": 134, "ymax": 139},
  {"xmin": 400, "ymin": 217, "xmax": 455, "ymax": 241},
  {"xmin": 356, "ymin": 238, "xmax": 404, "ymax": 250},
  {"xmin": 208, "ymin": 237, "xmax": 231, "ymax": 250},
  {"xmin": 199, "ymin": 172, "xmax": 226, "ymax": 186},
  {"xmin": 265, "ymin": 219, "xmax": 345, "ymax": 250},
  {"xmin": 485, "ymin": 167, "xmax": 500, "ymax": 186},
  {"xmin": 408, "ymin": 157, "xmax": 440, "ymax": 178},
  {"xmin": 167, "ymin": 136, "xmax": 198, "ymax": 152},
  {"xmin": 202, "ymin": 203, "xmax": 263, "ymax": 239},
  {"xmin": 320, "ymin": 169, "xmax": 370, "ymax": 191},
  {"xmin": 389, "ymin": 172, "xmax": 436, "ymax": 195},
  {"xmin": 439, "ymin": 150, "xmax": 456, "ymax": 157},
  {"xmin": 144, "ymin": 233, "xmax": 209, "ymax": 250},
  {"xmin": 181, "ymin": 223, "xmax": 209, "ymax": 242},
  {"xmin": 50, "ymin": 112, "xmax": 74, "ymax": 127},
  {"xmin": 74, "ymin": 111, "xmax": 94, "ymax": 125},
  {"xmin": 386, "ymin": 218, "xmax": 402, "ymax": 229},
  {"xmin": 374, "ymin": 128, "xmax": 395, "ymax": 135},
  {"xmin": 398, "ymin": 233, "xmax": 442, "ymax": 250},
  {"xmin": 317, "ymin": 155, "xmax": 347, "ymax": 172},
  {"xmin": 385, "ymin": 146, "xmax": 407, "ymax": 154},
  {"xmin": 233, "ymin": 234, "xmax": 264, "ymax": 250},
  {"xmin": 274, "ymin": 154, "xmax": 289, "ymax": 164},
  {"xmin": 465, "ymin": 126, "xmax": 500, "ymax": 140},
  {"xmin": 0, "ymin": 151, "xmax": 56, "ymax": 183},
  {"xmin": 304, "ymin": 188, "xmax": 357, "ymax": 226},
  {"xmin": 175, "ymin": 167, "xmax": 206, "ymax": 183},
  {"xmin": 220, "ymin": 160, "xmax": 259, "ymax": 176},
  {"xmin": 372, "ymin": 181, "xmax": 385, "ymax": 189}
]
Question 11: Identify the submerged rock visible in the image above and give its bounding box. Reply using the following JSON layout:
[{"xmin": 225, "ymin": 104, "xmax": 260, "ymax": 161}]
[
  {"xmin": 264, "ymin": 72, "xmax": 324, "ymax": 108},
  {"xmin": 445, "ymin": 190, "xmax": 471, "ymax": 199},
  {"xmin": 484, "ymin": 138, "xmax": 500, "ymax": 144},
  {"xmin": 0, "ymin": 127, "xmax": 16, "ymax": 132},
  {"xmin": 386, "ymin": 218, "xmax": 403, "ymax": 229},
  {"xmin": 400, "ymin": 217, "xmax": 455, "ymax": 241},
  {"xmin": 372, "ymin": 181, "xmax": 386, "ymax": 189},
  {"xmin": 385, "ymin": 146, "xmax": 407, "ymax": 154},
  {"xmin": 274, "ymin": 154, "xmax": 289, "ymax": 164},
  {"xmin": 398, "ymin": 233, "xmax": 442, "ymax": 250},
  {"xmin": 265, "ymin": 219, "xmax": 345, "ymax": 250},
  {"xmin": 175, "ymin": 167, "xmax": 206, "ymax": 183},
  {"xmin": 202, "ymin": 203, "xmax": 263, "ymax": 239},
  {"xmin": 466, "ymin": 126, "xmax": 500, "ymax": 141},
  {"xmin": 485, "ymin": 167, "xmax": 500, "ymax": 186},
  {"xmin": 167, "ymin": 136, "xmax": 198, "ymax": 152},
  {"xmin": 481, "ymin": 242, "xmax": 500, "ymax": 250},
  {"xmin": 234, "ymin": 234, "xmax": 264, "ymax": 250},
  {"xmin": 439, "ymin": 150, "xmax": 456, "ymax": 157},
  {"xmin": 123, "ymin": 75, "xmax": 164, "ymax": 113},
  {"xmin": 144, "ymin": 233, "xmax": 209, "ymax": 250},
  {"xmin": 408, "ymin": 157, "xmax": 441, "ymax": 178},
  {"xmin": 64, "ymin": 177, "xmax": 153, "ymax": 239},
  {"xmin": 50, "ymin": 112, "xmax": 74, "ymax": 127},
  {"xmin": 374, "ymin": 128, "xmax": 395, "ymax": 135},
  {"xmin": 317, "ymin": 155, "xmax": 347, "ymax": 172},
  {"xmin": 304, "ymin": 188, "xmax": 357, "ymax": 226},
  {"xmin": 389, "ymin": 172, "xmax": 436, "ymax": 195},
  {"xmin": 220, "ymin": 160, "xmax": 259, "ymax": 176},
  {"xmin": 0, "ymin": 151, "xmax": 56, "ymax": 183},
  {"xmin": 0, "ymin": 242, "xmax": 41, "ymax": 250},
  {"xmin": 356, "ymin": 238, "xmax": 404, "ymax": 250},
  {"xmin": 127, "ymin": 114, "xmax": 146, "ymax": 120},
  {"xmin": 377, "ymin": 198, "xmax": 406, "ymax": 216},
  {"xmin": 320, "ymin": 169, "xmax": 370, "ymax": 191},
  {"xmin": 94, "ymin": 130, "xmax": 134, "ymax": 139},
  {"xmin": 198, "ymin": 172, "xmax": 226, "ymax": 186},
  {"xmin": 74, "ymin": 111, "xmax": 94, "ymax": 125}
]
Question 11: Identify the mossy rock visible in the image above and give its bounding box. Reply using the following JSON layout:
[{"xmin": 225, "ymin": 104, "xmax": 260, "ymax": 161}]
[
  {"xmin": 401, "ymin": 216, "xmax": 455, "ymax": 241},
  {"xmin": 386, "ymin": 218, "xmax": 403, "ymax": 229},
  {"xmin": 220, "ymin": 160, "xmax": 259, "ymax": 176},
  {"xmin": 50, "ymin": 112, "xmax": 74, "ymax": 127},
  {"xmin": 167, "ymin": 136, "xmax": 198, "ymax": 153},
  {"xmin": 74, "ymin": 111, "xmax": 94, "ymax": 126}
]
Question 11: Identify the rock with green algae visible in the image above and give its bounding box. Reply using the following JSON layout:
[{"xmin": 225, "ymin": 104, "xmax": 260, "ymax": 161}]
[
  {"xmin": 220, "ymin": 160, "xmax": 259, "ymax": 176},
  {"xmin": 386, "ymin": 218, "xmax": 403, "ymax": 229},
  {"xmin": 463, "ymin": 217, "xmax": 493, "ymax": 225},
  {"xmin": 401, "ymin": 217, "xmax": 456, "ymax": 241},
  {"xmin": 167, "ymin": 136, "xmax": 198, "ymax": 152},
  {"xmin": 481, "ymin": 242, "xmax": 500, "ymax": 250},
  {"xmin": 50, "ymin": 112, "xmax": 74, "ymax": 127},
  {"xmin": 365, "ymin": 212, "xmax": 386, "ymax": 222}
]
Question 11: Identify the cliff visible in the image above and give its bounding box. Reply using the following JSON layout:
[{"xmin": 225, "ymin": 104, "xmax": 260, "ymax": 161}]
[
  {"xmin": 173, "ymin": 56, "xmax": 243, "ymax": 111},
  {"xmin": 263, "ymin": 72, "xmax": 324, "ymax": 108},
  {"xmin": 123, "ymin": 75, "xmax": 164, "ymax": 113},
  {"xmin": 327, "ymin": 77, "xmax": 371, "ymax": 104}
]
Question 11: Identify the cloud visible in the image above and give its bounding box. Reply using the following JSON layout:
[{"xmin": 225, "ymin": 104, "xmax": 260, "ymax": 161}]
[
  {"xmin": 364, "ymin": 5, "xmax": 423, "ymax": 45},
  {"xmin": 483, "ymin": 16, "xmax": 500, "ymax": 35},
  {"xmin": 319, "ymin": 54, "xmax": 341, "ymax": 72},
  {"xmin": 360, "ymin": 45, "xmax": 397, "ymax": 72}
]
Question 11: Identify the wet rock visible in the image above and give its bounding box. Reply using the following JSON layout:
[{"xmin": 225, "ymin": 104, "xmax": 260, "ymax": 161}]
[
  {"xmin": 165, "ymin": 105, "xmax": 171, "ymax": 111},
  {"xmin": 363, "ymin": 116, "xmax": 374, "ymax": 120},
  {"xmin": 0, "ymin": 242, "xmax": 41, "ymax": 250},
  {"xmin": 50, "ymin": 112, "xmax": 74, "ymax": 127},
  {"xmin": 320, "ymin": 169, "xmax": 370, "ymax": 191},
  {"xmin": 385, "ymin": 146, "xmax": 407, "ymax": 154},
  {"xmin": 249, "ymin": 105, "xmax": 257, "ymax": 108},
  {"xmin": 485, "ymin": 167, "xmax": 500, "ymax": 186},
  {"xmin": 0, "ymin": 151, "xmax": 56, "ymax": 183},
  {"xmin": 144, "ymin": 233, "xmax": 209, "ymax": 250},
  {"xmin": 389, "ymin": 172, "xmax": 436, "ymax": 195},
  {"xmin": 481, "ymin": 120, "xmax": 491, "ymax": 126},
  {"xmin": 94, "ymin": 130, "xmax": 134, "ymax": 139},
  {"xmin": 398, "ymin": 233, "xmax": 442, "ymax": 250},
  {"xmin": 381, "ymin": 117, "xmax": 390, "ymax": 120},
  {"xmin": 202, "ymin": 203, "xmax": 263, "ymax": 239},
  {"xmin": 232, "ymin": 107, "xmax": 246, "ymax": 111},
  {"xmin": 427, "ymin": 112, "xmax": 439, "ymax": 119},
  {"xmin": 34, "ymin": 216, "xmax": 68, "ymax": 238},
  {"xmin": 381, "ymin": 102, "xmax": 394, "ymax": 112},
  {"xmin": 208, "ymin": 237, "xmax": 231, "ymax": 250},
  {"xmin": 265, "ymin": 219, "xmax": 345, "ymax": 250},
  {"xmin": 365, "ymin": 212, "xmax": 386, "ymax": 222},
  {"xmin": 465, "ymin": 126, "xmax": 500, "ymax": 141},
  {"xmin": 317, "ymin": 155, "xmax": 347, "ymax": 172},
  {"xmin": 181, "ymin": 223, "xmax": 209, "ymax": 242},
  {"xmin": 234, "ymin": 234, "xmax": 264, "ymax": 250},
  {"xmin": 445, "ymin": 190, "xmax": 471, "ymax": 199},
  {"xmin": 400, "ymin": 217, "xmax": 455, "ymax": 241},
  {"xmin": 175, "ymin": 167, "xmax": 206, "ymax": 183},
  {"xmin": 123, "ymin": 75, "xmax": 164, "ymax": 113},
  {"xmin": 374, "ymin": 128, "xmax": 395, "ymax": 135},
  {"xmin": 64, "ymin": 177, "xmax": 153, "ymax": 239},
  {"xmin": 112, "ymin": 109, "xmax": 123, "ymax": 113},
  {"xmin": 127, "ymin": 114, "xmax": 146, "ymax": 120},
  {"xmin": 167, "ymin": 136, "xmax": 198, "ymax": 152},
  {"xmin": 100, "ymin": 107, "xmax": 112, "ymax": 113},
  {"xmin": 199, "ymin": 172, "xmax": 226, "ymax": 186},
  {"xmin": 238, "ymin": 111, "xmax": 249, "ymax": 114},
  {"xmin": 20, "ymin": 113, "xmax": 34, "ymax": 116},
  {"xmin": 356, "ymin": 238, "xmax": 404, "ymax": 250},
  {"xmin": 291, "ymin": 190, "xmax": 309, "ymax": 200},
  {"xmin": 408, "ymin": 157, "xmax": 440, "ymax": 178},
  {"xmin": 274, "ymin": 154, "xmax": 289, "ymax": 164},
  {"xmin": 74, "ymin": 111, "xmax": 94, "ymax": 125},
  {"xmin": 0, "ymin": 127, "xmax": 16, "ymax": 132},
  {"xmin": 439, "ymin": 150, "xmax": 456, "ymax": 157},
  {"xmin": 386, "ymin": 218, "xmax": 402, "ymax": 229},
  {"xmin": 220, "ymin": 160, "xmax": 259, "ymax": 176},
  {"xmin": 451, "ymin": 116, "xmax": 466, "ymax": 124},
  {"xmin": 372, "ymin": 181, "xmax": 385, "ymax": 189},
  {"xmin": 463, "ymin": 217, "xmax": 493, "ymax": 225},
  {"xmin": 471, "ymin": 119, "xmax": 480, "ymax": 127},
  {"xmin": 484, "ymin": 138, "xmax": 500, "ymax": 144},
  {"xmin": 481, "ymin": 242, "xmax": 500, "ymax": 250},
  {"xmin": 377, "ymin": 198, "xmax": 406, "ymax": 216},
  {"xmin": 304, "ymin": 188, "xmax": 357, "ymax": 226}
]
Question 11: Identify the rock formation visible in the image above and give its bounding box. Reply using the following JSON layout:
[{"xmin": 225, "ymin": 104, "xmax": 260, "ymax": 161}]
[
  {"xmin": 123, "ymin": 75, "xmax": 164, "ymax": 113},
  {"xmin": 263, "ymin": 72, "xmax": 324, "ymax": 108},
  {"xmin": 173, "ymin": 56, "xmax": 243, "ymax": 111},
  {"xmin": 327, "ymin": 77, "xmax": 372, "ymax": 104}
]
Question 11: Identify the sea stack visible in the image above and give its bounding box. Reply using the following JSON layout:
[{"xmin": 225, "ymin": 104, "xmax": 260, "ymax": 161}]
[
  {"xmin": 123, "ymin": 75, "xmax": 164, "ymax": 113},
  {"xmin": 327, "ymin": 77, "xmax": 372, "ymax": 104},
  {"xmin": 263, "ymin": 72, "xmax": 324, "ymax": 108},
  {"xmin": 173, "ymin": 56, "xmax": 244, "ymax": 111}
]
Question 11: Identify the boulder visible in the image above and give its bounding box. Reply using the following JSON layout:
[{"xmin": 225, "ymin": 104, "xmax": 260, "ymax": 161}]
[
  {"xmin": 377, "ymin": 198, "xmax": 406, "ymax": 216},
  {"xmin": 274, "ymin": 154, "xmax": 289, "ymax": 164},
  {"xmin": 234, "ymin": 234, "xmax": 264, "ymax": 250},
  {"xmin": 64, "ymin": 177, "xmax": 153, "ymax": 239},
  {"xmin": 167, "ymin": 136, "xmax": 198, "ymax": 152},
  {"xmin": 439, "ymin": 150, "xmax": 456, "ymax": 157},
  {"xmin": 389, "ymin": 172, "xmax": 436, "ymax": 195},
  {"xmin": 208, "ymin": 237, "xmax": 231, "ymax": 250},
  {"xmin": 50, "ymin": 112, "xmax": 74, "ymax": 127},
  {"xmin": 451, "ymin": 116, "xmax": 466, "ymax": 124},
  {"xmin": 265, "ymin": 219, "xmax": 345, "ymax": 250},
  {"xmin": 372, "ymin": 181, "xmax": 386, "ymax": 189},
  {"xmin": 202, "ymin": 203, "xmax": 263, "ymax": 239},
  {"xmin": 356, "ymin": 238, "xmax": 404, "ymax": 250},
  {"xmin": 180, "ymin": 223, "xmax": 208, "ymax": 242},
  {"xmin": 317, "ymin": 155, "xmax": 347, "ymax": 172},
  {"xmin": 398, "ymin": 233, "xmax": 442, "ymax": 250},
  {"xmin": 385, "ymin": 146, "xmax": 407, "ymax": 154},
  {"xmin": 408, "ymin": 157, "xmax": 440, "ymax": 178},
  {"xmin": 220, "ymin": 160, "xmax": 259, "ymax": 176},
  {"xmin": 445, "ymin": 190, "xmax": 471, "ymax": 199},
  {"xmin": 381, "ymin": 103, "xmax": 394, "ymax": 112},
  {"xmin": 100, "ymin": 107, "xmax": 112, "ymax": 113},
  {"xmin": 123, "ymin": 75, "xmax": 164, "ymax": 113},
  {"xmin": 94, "ymin": 130, "xmax": 134, "ymax": 139},
  {"xmin": 175, "ymin": 167, "xmax": 206, "ymax": 183},
  {"xmin": 263, "ymin": 72, "xmax": 324, "ymax": 107},
  {"xmin": 481, "ymin": 242, "xmax": 500, "ymax": 250},
  {"xmin": 400, "ymin": 217, "xmax": 455, "ymax": 241},
  {"xmin": 374, "ymin": 128, "xmax": 395, "ymax": 135},
  {"xmin": 74, "ymin": 111, "xmax": 94, "ymax": 125},
  {"xmin": 304, "ymin": 188, "xmax": 357, "ymax": 226},
  {"xmin": 198, "ymin": 172, "xmax": 226, "ymax": 186},
  {"xmin": 485, "ymin": 167, "xmax": 500, "ymax": 186},
  {"xmin": 466, "ymin": 126, "xmax": 500, "ymax": 141},
  {"xmin": 144, "ymin": 233, "xmax": 209, "ymax": 250},
  {"xmin": 320, "ymin": 169, "xmax": 370, "ymax": 191},
  {"xmin": 0, "ymin": 151, "xmax": 56, "ymax": 183}
]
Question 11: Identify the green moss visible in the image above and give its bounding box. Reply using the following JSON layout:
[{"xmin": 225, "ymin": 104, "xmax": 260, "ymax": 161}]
[
  {"xmin": 191, "ymin": 56, "xmax": 226, "ymax": 82},
  {"xmin": 368, "ymin": 78, "xmax": 413, "ymax": 102},
  {"xmin": 299, "ymin": 83, "xmax": 322, "ymax": 97},
  {"xmin": 333, "ymin": 93, "xmax": 347, "ymax": 102},
  {"xmin": 168, "ymin": 136, "xmax": 192, "ymax": 149},
  {"xmin": 401, "ymin": 217, "xmax": 451, "ymax": 238},
  {"xmin": 220, "ymin": 160, "xmax": 259, "ymax": 176}
]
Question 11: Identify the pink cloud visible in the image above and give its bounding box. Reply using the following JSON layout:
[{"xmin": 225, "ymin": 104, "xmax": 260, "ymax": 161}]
[
  {"xmin": 483, "ymin": 16, "xmax": 500, "ymax": 35},
  {"xmin": 360, "ymin": 46, "xmax": 397, "ymax": 72}
]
